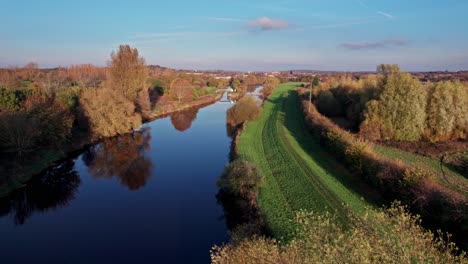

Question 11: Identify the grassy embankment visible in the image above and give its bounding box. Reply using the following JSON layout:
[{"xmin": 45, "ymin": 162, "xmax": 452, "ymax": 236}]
[
  {"xmin": 375, "ymin": 145, "xmax": 468, "ymax": 196},
  {"xmin": 237, "ymin": 83, "xmax": 380, "ymax": 239}
]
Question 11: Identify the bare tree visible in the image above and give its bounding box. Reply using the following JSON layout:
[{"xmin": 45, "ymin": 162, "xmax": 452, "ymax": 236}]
[{"xmin": 169, "ymin": 78, "xmax": 193, "ymax": 102}]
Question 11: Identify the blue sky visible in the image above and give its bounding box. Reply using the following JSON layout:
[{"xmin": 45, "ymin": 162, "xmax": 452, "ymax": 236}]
[{"xmin": 1, "ymin": 0, "xmax": 467, "ymax": 71}]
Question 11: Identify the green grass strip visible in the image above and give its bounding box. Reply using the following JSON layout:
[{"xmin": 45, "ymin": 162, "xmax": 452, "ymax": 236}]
[{"xmin": 238, "ymin": 83, "xmax": 372, "ymax": 240}]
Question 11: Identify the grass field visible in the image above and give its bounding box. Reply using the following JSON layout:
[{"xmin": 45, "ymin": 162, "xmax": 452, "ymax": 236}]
[
  {"xmin": 237, "ymin": 83, "xmax": 380, "ymax": 240},
  {"xmin": 374, "ymin": 145, "xmax": 468, "ymax": 196}
]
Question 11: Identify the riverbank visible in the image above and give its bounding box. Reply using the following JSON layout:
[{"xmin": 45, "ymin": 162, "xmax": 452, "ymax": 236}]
[
  {"xmin": 0, "ymin": 93, "xmax": 222, "ymax": 198},
  {"xmin": 231, "ymin": 83, "xmax": 378, "ymax": 240},
  {"xmin": 147, "ymin": 93, "xmax": 222, "ymax": 121}
]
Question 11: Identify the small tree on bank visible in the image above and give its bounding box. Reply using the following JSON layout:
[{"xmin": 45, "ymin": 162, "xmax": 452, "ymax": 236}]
[
  {"xmin": 227, "ymin": 96, "xmax": 262, "ymax": 127},
  {"xmin": 169, "ymin": 78, "xmax": 193, "ymax": 102}
]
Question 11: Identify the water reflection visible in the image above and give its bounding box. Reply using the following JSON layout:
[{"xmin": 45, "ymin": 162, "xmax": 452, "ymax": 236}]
[
  {"xmin": 0, "ymin": 160, "xmax": 80, "ymax": 225},
  {"xmin": 83, "ymin": 128, "xmax": 153, "ymax": 190},
  {"xmin": 170, "ymin": 108, "xmax": 199, "ymax": 132}
]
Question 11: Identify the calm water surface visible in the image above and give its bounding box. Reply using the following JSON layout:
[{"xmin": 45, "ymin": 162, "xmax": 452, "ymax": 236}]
[{"xmin": 0, "ymin": 97, "xmax": 235, "ymax": 263}]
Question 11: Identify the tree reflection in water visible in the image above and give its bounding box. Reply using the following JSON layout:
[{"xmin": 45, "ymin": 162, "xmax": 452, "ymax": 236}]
[
  {"xmin": 170, "ymin": 108, "xmax": 199, "ymax": 132},
  {"xmin": 83, "ymin": 127, "xmax": 153, "ymax": 190},
  {"xmin": 0, "ymin": 160, "xmax": 81, "ymax": 225}
]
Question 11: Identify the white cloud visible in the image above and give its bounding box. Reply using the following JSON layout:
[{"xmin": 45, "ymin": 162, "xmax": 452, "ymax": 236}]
[
  {"xmin": 340, "ymin": 39, "xmax": 409, "ymax": 50},
  {"xmin": 247, "ymin": 17, "xmax": 289, "ymax": 31},
  {"xmin": 377, "ymin": 11, "xmax": 395, "ymax": 19}
]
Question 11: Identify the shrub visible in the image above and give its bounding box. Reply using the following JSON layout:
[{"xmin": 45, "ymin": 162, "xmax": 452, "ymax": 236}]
[
  {"xmin": 212, "ymin": 204, "xmax": 466, "ymax": 263},
  {"xmin": 402, "ymin": 167, "xmax": 436, "ymax": 188},
  {"xmin": 55, "ymin": 87, "xmax": 81, "ymax": 113},
  {"xmin": 23, "ymin": 94, "xmax": 74, "ymax": 145},
  {"xmin": 0, "ymin": 88, "xmax": 32, "ymax": 111},
  {"xmin": 0, "ymin": 111, "xmax": 40, "ymax": 154},
  {"xmin": 344, "ymin": 139, "xmax": 373, "ymax": 174},
  {"xmin": 217, "ymin": 159, "xmax": 264, "ymax": 196},
  {"xmin": 151, "ymin": 79, "xmax": 167, "ymax": 95},
  {"xmin": 79, "ymin": 88, "xmax": 142, "ymax": 138},
  {"xmin": 226, "ymin": 96, "xmax": 261, "ymax": 127}
]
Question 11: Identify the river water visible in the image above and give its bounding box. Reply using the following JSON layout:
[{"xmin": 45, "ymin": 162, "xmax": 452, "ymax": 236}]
[{"xmin": 0, "ymin": 95, "xmax": 235, "ymax": 263}]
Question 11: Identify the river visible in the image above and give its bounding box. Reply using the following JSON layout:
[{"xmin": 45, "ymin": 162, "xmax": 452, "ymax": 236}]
[{"xmin": 0, "ymin": 93, "xmax": 236, "ymax": 263}]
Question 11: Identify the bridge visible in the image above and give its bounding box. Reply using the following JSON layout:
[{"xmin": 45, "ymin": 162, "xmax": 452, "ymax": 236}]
[{"xmin": 216, "ymin": 85, "xmax": 264, "ymax": 103}]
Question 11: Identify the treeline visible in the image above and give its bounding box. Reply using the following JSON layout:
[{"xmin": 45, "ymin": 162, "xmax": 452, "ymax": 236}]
[
  {"xmin": 298, "ymin": 88, "xmax": 468, "ymax": 248},
  {"xmin": 0, "ymin": 45, "xmax": 227, "ymax": 157},
  {"xmin": 229, "ymin": 74, "xmax": 281, "ymax": 99},
  {"xmin": 312, "ymin": 65, "xmax": 468, "ymax": 142},
  {"xmin": 0, "ymin": 45, "xmax": 149, "ymax": 157}
]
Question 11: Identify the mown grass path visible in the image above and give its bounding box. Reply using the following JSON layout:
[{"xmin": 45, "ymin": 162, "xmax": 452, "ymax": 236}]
[
  {"xmin": 238, "ymin": 83, "xmax": 376, "ymax": 239},
  {"xmin": 374, "ymin": 145, "xmax": 468, "ymax": 196}
]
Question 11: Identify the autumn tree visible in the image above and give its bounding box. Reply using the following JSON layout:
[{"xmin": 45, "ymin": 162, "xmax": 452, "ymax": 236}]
[
  {"xmin": 0, "ymin": 69, "xmax": 12, "ymax": 88},
  {"xmin": 192, "ymin": 76, "xmax": 206, "ymax": 88},
  {"xmin": 360, "ymin": 70, "xmax": 427, "ymax": 141},
  {"xmin": 262, "ymin": 76, "xmax": 280, "ymax": 97},
  {"xmin": 169, "ymin": 78, "xmax": 193, "ymax": 102},
  {"xmin": 79, "ymin": 88, "xmax": 142, "ymax": 138},
  {"xmin": 0, "ymin": 93, "xmax": 73, "ymax": 154},
  {"xmin": 230, "ymin": 78, "xmax": 241, "ymax": 91},
  {"xmin": 41, "ymin": 67, "xmax": 68, "ymax": 94},
  {"xmin": 23, "ymin": 62, "xmax": 39, "ymax": 81},
  {"xmin": 376, "ymin": 64, "xmax": 400, "ymax": 75},
  {"xmin": 227, "ymin": 96, "xmax": 262, "ymax": 127},
  {"xmin": 108, "ymin": 45, "xmax": 149, "ymax": 102},
  {"xmin": 217, "ymin": 78, "xmax": 228, "ymax": 89},
  {"xmin": 23, "ymin": 93, "xmax": 74, "ymax": 145},
  {"xmin": 68, "ymin": 64, "xmax": 105, "ymax": 88},
  {"xmin": 245, "ymin": 74, "xmax": 258, "ymax": 86},
  {"xmin": 207, "ymin": 77, "xmax": 219, "ymax": 88},
  {"xmin": 426, "ymin": 81, "xmax": 468, "ymax": 141}
]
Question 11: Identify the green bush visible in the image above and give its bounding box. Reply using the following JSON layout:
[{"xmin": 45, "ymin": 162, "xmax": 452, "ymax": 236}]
[
  {"xmin": 151, "ymin": 79, "xmax": 167, "ymax": 95},
  {"xmin": 217, "ymin": 159, "xmax": 263, "ymax": 196},
  {"xmin": 0, "ymin": 88, "xmax": 32, "ymax": 111}
]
